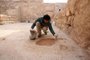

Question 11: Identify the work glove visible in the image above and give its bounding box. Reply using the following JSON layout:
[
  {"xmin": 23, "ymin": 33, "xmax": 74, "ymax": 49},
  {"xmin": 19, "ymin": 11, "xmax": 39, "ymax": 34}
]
[{"xmin": 54, "ymin": 34, "xmax": 58, "ymax": 39}]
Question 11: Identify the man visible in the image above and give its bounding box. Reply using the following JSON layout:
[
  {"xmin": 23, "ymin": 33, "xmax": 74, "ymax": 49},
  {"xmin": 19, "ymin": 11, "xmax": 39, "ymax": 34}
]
[{"xmin": 30, "ymin": 14, "xmax": 57, "ymax": 39}]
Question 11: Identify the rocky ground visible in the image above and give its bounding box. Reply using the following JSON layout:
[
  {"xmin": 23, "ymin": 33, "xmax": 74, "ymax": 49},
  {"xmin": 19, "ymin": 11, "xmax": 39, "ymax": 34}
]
[{"xmin": 0, "ymin": 23, "xmax": 89, "ymax": 60}]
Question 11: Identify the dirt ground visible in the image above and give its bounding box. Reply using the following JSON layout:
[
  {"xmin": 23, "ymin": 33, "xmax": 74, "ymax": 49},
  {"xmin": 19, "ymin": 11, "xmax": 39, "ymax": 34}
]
[{"xmin": 0, "ymin": 23, "xmax": 89, "ymax": 60}]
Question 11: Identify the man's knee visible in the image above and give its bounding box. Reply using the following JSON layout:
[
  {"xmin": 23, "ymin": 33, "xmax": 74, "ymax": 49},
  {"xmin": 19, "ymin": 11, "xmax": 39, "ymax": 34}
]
[
  {"xmin": 43, "ymin": 27, "xmax": 48, "ymax": 31},
  {"xmin": 36, "ymin": 22, "xmax": 41, "ymax": 29},
  {"xmin": 36, "ymin": 22, "xmax": 41, "ymax": 33}
]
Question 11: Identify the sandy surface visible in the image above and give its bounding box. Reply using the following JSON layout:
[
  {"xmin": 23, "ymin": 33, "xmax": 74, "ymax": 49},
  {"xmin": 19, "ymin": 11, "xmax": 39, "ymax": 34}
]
[{"xmin": 0, "ymin": 23, "xmax": 89, "ymax": 60}]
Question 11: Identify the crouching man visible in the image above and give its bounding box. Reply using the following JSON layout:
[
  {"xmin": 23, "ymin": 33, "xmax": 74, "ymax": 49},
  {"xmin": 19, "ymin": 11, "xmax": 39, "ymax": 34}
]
[{"xmin": 30, "ymin": 14, "xmax": 57, "ymax": 40}]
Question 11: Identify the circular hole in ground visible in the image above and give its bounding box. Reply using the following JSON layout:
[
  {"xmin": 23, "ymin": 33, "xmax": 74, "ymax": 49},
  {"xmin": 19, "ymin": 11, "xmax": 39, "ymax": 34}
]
[{"xmin": 36, "ymin": 38, "xmax": 56, "ymax": 46}]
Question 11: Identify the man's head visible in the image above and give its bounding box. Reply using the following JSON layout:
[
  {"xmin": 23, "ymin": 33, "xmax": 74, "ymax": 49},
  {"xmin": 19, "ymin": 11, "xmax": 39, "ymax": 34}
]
[{"xmin": 43, "ymin": 14, "xmax": 51, "ymax": 23}]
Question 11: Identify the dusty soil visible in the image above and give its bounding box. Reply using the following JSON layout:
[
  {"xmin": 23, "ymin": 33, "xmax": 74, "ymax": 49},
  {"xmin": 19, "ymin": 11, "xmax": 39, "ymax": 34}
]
[
  {"xmin": 36, "ymin": 38, "xmax": 56, "ymax": 46},
  {"xmin": 0, "ymin": 23, "xmax": 89, "ymax": 60}
]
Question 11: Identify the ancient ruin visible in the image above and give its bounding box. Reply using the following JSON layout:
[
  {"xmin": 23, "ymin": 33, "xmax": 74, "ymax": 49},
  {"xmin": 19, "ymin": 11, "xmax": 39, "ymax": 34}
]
[{"xmin": 0, "ymin": 0, "xmax": 90, "ymax": 60}]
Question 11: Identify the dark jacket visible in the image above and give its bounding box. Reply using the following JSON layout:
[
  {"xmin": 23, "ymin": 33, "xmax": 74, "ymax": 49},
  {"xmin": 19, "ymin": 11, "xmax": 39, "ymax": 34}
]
[{"xmin": 31, "ymin": 17, "xmax": 55, "ymax": 35}]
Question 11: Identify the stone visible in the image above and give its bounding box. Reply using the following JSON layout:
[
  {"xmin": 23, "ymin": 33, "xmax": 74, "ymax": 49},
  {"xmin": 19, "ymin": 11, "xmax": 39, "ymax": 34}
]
[{"xmin": 55, "ymin": 0, "xmax": 90, "ymax": 53}]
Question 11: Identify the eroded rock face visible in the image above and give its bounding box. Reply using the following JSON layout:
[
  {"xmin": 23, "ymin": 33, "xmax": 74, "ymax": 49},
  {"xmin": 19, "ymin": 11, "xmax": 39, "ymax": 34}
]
[
  {"xmin": 0, "ymin": 0, "xmax": 55, "ymax": 22},
  {"xmin": 55, "ymin": 0, "xmax": 90, "ymax": 52}
]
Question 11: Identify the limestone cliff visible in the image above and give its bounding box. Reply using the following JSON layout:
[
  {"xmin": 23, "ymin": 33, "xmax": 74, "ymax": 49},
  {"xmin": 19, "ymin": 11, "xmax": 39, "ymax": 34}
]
[{"xmin": 55, "ymin": 0, "xmax": 90, "ymax": 53}]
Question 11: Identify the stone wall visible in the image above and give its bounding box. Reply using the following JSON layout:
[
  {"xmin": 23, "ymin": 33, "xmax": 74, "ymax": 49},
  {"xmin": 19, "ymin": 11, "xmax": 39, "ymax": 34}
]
[
  {"xmin": 0, "ymin": 0, "xmax": 66, "ymax": 23},
  {"xmin": 0, "ymin": 0, "xmax": 55, "ymax": 22},
  {"xmin": 55, "ymin": 0, "xmax": 90, "ymax": 52}
]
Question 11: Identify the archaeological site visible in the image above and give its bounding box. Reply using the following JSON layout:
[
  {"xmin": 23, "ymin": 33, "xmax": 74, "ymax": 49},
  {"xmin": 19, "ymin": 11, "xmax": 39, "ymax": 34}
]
[{"xmin": 0, "ymin": 0, "xmax": 90, "ymax": 60}]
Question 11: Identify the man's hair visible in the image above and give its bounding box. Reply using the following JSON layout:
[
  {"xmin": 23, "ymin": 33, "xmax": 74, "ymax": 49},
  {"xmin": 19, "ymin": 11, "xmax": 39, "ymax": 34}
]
[{"xmin": 43, "ymin": 14, "xmax": 51, "ymax": 21}]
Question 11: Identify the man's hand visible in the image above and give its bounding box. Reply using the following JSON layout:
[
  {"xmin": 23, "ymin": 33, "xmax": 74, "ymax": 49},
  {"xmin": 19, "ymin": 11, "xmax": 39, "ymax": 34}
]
[
  {"xmin": 30, "ymin": 28, "xmax": 34, "ymax": 31},
  {"xmin": 54, "ymin": 34, "xmax": 58, "ymax": 40}
]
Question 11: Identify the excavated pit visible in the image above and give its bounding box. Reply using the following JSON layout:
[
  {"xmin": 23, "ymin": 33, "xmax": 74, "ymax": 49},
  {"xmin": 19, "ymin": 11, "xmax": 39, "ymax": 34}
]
[{"xmin": 36, "ymin": 38, "xmax": 56, "ymax": 46}]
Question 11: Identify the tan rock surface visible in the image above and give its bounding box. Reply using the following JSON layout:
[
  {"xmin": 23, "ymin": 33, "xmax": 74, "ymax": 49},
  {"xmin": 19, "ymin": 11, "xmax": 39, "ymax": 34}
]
[
  {"xmin": 55, "ymin": 0, "xmax": 90, "ymax": 53},
  {"xmin": 0, "ymin": 23, "xmax": 89, "ymax": 60}
]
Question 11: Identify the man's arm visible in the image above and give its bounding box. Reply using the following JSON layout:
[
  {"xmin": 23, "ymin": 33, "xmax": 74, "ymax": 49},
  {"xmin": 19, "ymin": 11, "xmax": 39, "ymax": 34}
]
[
  {"xmin": 31, "ymin": 20, "xmax": 37, "ymax": 29},
  {"xmin": 48, "ymin": 23, "xmax": 55, "ymax": 35}
]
